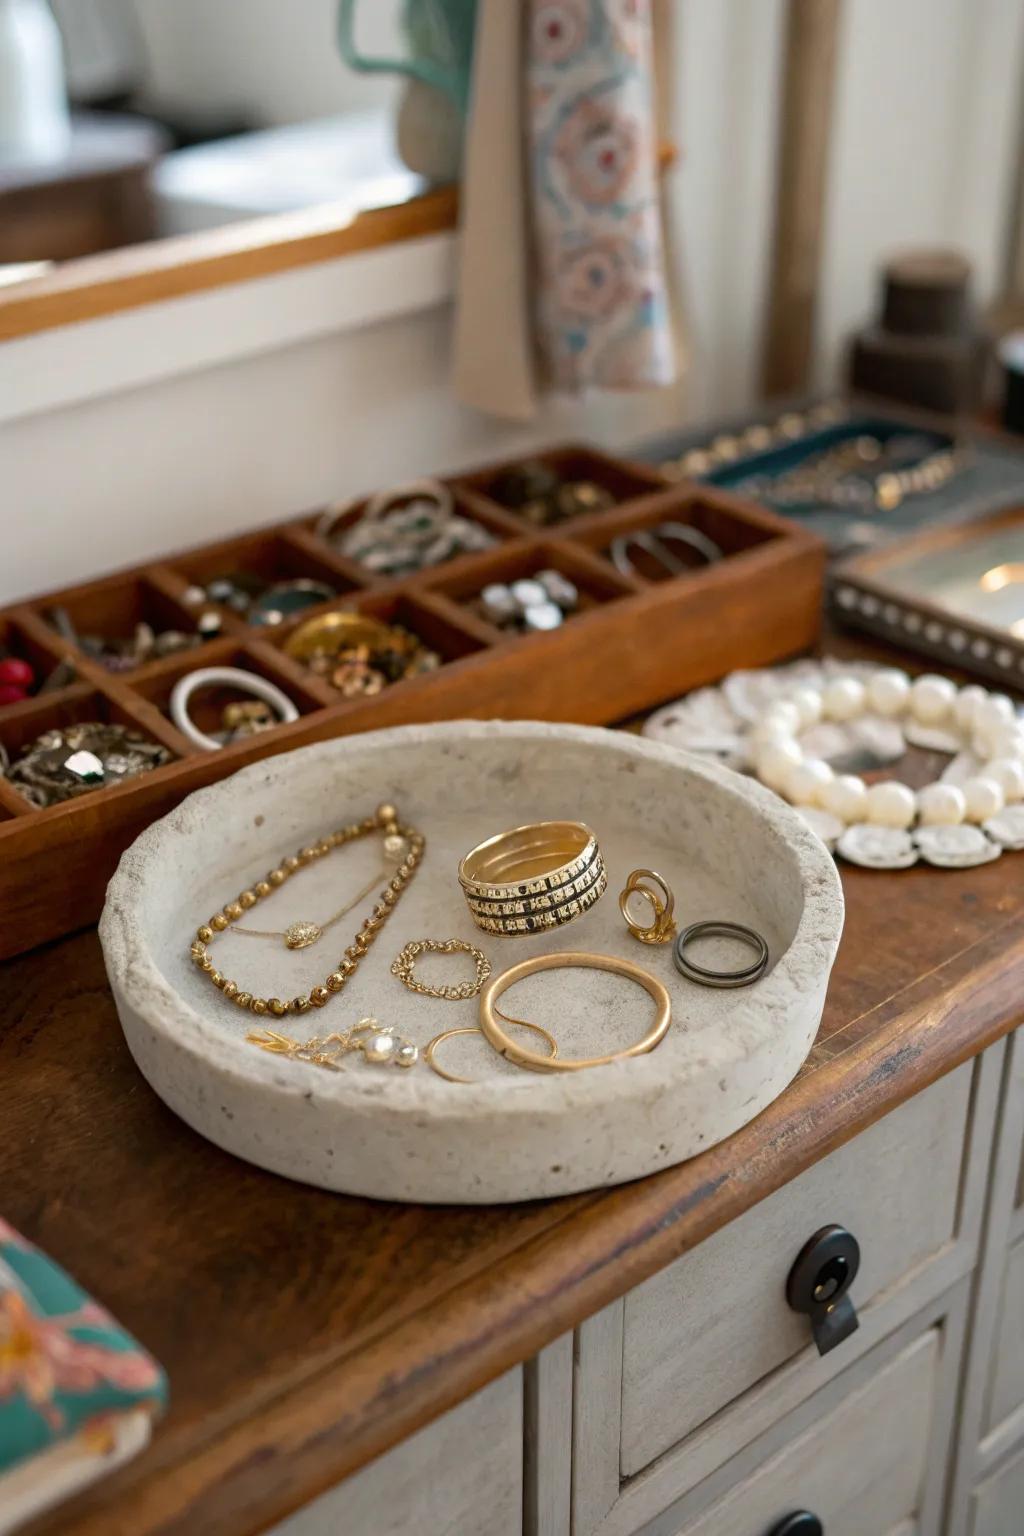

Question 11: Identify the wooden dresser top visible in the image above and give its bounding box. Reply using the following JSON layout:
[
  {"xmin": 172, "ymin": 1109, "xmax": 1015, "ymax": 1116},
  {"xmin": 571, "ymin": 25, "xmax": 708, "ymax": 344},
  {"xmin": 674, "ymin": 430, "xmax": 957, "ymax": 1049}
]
[{"xmin": 4, "ymin": 651, "xmax": 1024, "ymax": 1536}]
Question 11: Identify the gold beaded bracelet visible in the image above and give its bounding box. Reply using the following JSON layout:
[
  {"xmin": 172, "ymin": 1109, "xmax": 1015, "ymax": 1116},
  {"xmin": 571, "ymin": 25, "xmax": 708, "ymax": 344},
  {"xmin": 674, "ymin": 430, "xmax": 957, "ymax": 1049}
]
[{"xmin": 189, "ymin": 802, "xmax": 425, "ymax": 1018}]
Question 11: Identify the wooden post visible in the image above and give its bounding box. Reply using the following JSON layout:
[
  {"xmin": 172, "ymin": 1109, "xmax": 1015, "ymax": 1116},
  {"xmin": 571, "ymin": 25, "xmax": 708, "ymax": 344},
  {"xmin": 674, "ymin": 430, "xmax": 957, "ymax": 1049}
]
[
  {"xmin": 761, "ymin": 0, "xmax": 843, "ymax": 397},
  {"xmin": 1000, "ymin": 39, "xmax": 1024, "ymax": 306}
]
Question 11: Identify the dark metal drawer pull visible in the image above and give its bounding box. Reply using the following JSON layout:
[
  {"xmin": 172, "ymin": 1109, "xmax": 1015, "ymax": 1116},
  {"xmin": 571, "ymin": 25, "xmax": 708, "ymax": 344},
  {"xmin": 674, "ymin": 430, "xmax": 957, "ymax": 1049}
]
[
  {"xmin": 786, "ymin": 1223, "xmax": 860, "ymax": 1356},
  {"xmin": 767, "ymin": 1513, "xmax": 824, "ymax": 1536}
]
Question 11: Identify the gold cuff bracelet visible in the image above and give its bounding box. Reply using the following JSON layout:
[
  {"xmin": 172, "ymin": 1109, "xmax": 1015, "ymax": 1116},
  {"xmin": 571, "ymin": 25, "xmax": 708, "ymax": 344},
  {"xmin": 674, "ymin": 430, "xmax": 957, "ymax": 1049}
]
[
  {"xmin": 479, "ymin": 951, "xmax": 671, "ymax": 1072},
  {"xmin": 458, "ymin": 820, "xmax": 606, "ymax": 936}
]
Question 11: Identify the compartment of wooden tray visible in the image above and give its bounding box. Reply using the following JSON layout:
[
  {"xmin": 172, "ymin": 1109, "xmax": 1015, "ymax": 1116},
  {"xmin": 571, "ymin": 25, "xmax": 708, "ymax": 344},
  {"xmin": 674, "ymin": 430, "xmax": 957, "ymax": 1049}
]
[
  {"xmin": 301, "ymin": 482, "xmax": 525, "ymax": 580},
  {"xmin": 34, "ymin": 567, "xmax": 209, "ymax": 666},
  {"xmin": 169, "ymin": 527, "xmax": 368, "ymax": 611},
  {"xmin": 0, "ymin": 610, "xmax": 81, "ymax": 699},
  {"xmin": 573, "ymin": 491, "xmax": 787, "ymax": 580},
  {"xmin": 452, "ymin": 441, "xmax": 669, "ymax": 529},
  {"xmin": 0, "ymin": 448, "xmax": 824, "ymax": 960},
  {"xmin": 128, "ymin": 641, "xmax": 336, "ymax": 749}
]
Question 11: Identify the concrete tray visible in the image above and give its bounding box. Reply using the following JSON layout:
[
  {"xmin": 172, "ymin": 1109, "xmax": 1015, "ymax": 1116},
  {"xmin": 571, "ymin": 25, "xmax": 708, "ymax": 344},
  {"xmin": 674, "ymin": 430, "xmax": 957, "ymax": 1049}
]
[{"xmin": 100, "ymin": 721, "xmax": 844, "ymax": 1203}]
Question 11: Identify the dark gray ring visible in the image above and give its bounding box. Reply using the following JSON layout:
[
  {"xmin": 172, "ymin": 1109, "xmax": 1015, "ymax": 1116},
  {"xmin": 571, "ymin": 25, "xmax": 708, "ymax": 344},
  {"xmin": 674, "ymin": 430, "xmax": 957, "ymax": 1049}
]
[
  {"xmin": 673, "ymin": 920, "xmax": 769, "ymax": 988},
  {"xmin": 610, "ymin": 524, "xmax": 724, "ymax": 579},
  {"xmin": 655, "ymin": 522, "xmax": 725, "ymax": 565}
]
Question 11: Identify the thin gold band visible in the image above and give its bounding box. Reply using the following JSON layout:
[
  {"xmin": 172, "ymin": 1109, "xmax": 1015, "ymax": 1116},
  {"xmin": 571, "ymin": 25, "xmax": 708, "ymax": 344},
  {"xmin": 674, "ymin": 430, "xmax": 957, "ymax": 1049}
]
[
  {"xmin": 424, "ymin": 1019, "xmax": 559, "ymax": 1084},
  {"xmin": 479, "ymin": 951, "xmax": 671, "ymax": 1072}
]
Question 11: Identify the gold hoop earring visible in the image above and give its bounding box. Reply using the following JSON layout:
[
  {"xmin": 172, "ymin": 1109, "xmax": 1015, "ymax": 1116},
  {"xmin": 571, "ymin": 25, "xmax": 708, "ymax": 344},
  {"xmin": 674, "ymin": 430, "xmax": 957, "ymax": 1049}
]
[
  {"xmin": 424, "ymin": 1019, "xmax": 559, "ymax": 1084},
  {"xmin": 618, "ymin": 868, "xmax": 677, "ymax": 945}
]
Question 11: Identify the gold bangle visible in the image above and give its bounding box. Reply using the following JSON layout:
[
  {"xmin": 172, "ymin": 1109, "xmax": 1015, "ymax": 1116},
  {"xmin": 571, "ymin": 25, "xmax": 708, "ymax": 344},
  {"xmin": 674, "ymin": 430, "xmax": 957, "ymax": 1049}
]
[
  {"xmin": 618, "ymin": 869, "xmax": 677, "ymax": 945},
  {"xmin": 479, "ymin": 951, "xmax": 671, "ymax": 1072},
  {"xmin": 424, "ymin": 1020, "xmax": 559, "ymax": 1083},
  {"xmin": 458, "ymin": 820, "xmax": 606, "ymax": 936}
]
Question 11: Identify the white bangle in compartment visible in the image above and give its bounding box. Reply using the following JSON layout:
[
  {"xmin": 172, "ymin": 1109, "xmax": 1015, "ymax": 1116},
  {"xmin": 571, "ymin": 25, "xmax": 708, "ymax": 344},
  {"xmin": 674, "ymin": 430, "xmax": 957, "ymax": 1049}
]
[{"xmin": 170, "ymin": 666, "xmax": 299, "ymax": 752}]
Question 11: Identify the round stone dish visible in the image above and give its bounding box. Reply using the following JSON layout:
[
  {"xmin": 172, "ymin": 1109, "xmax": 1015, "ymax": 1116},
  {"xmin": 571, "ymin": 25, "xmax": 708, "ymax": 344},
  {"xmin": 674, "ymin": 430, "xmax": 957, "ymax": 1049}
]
[{"xmin": 100, "ymin": 721, "xmax": 844, "ymax": 1204}]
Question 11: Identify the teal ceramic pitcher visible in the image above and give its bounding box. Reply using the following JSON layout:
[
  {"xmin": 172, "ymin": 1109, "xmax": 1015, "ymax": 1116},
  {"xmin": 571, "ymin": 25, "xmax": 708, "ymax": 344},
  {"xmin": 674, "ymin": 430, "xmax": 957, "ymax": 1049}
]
[{"xmin": 337, "ymin": 0, "xmax": 478, "ymax": 115}]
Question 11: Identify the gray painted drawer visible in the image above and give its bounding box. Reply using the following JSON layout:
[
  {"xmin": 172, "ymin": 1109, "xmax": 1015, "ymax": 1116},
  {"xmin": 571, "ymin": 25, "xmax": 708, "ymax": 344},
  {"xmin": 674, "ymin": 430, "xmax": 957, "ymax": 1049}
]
[
  {"xmin": 970, "ymin": 1442, "xmax": 1024, "ymax": 1536},
  {"xmin": 268, "ymin": 1370, "xmax": 522, "ymax": 1536},
  {"xmin": 984, "ymin": 1234, "xmax": 1024, "ymax": 1442},
  {"xmin": 572, "ymin": 1061, "xmax": 996, "ymax": 1536},
  {"xmin": 620, "ymin": 1067, "xmax": 971, "ymax": 1474},
  {"xmin": 655, "ymin": 1328, "xmax": 938, "ymax": 1536}
]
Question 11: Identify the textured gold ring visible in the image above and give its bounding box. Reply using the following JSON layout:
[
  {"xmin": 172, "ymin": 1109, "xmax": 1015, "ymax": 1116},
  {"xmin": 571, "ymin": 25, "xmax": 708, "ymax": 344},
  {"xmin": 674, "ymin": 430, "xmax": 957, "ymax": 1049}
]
[
  {"xmin": 618, "ymin": 868, "xmax": 677, "ymax": 945},
  {"xmin": 479, "ymin": 951, "xmax": 671, "ymax": 1072},
  {"xmin": 458, "ymin": 820, "xmax": 606, "ymax": 937},
  {"xmin": 424, "ymin": 1021, "xmax": 558, "ymax": 1083}
]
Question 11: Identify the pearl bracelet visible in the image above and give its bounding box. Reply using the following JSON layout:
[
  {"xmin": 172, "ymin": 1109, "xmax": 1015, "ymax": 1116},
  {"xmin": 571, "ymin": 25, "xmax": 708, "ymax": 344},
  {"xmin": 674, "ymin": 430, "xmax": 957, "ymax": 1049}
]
[{"xmin": 749, "ymin": 670, "xmax": 1024, "ymax": 830}]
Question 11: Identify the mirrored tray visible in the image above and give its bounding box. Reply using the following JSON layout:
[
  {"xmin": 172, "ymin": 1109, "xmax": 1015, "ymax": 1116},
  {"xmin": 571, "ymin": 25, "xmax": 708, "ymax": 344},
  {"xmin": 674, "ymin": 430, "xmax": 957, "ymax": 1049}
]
[{"xmin": 831, "ymin": 505, "xmax": 1024, "ymax": 688}]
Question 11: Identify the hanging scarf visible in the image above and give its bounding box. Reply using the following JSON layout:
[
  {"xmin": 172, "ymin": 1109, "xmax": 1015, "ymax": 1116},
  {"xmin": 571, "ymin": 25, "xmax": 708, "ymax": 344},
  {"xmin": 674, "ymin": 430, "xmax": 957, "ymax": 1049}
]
[
  {"xmin": 526, "ymin": 0, "xmax": 675, "ymax": 392},
  {"xmin": 455, "ymin": 0, "xmax": 676, "ymax": 417}
]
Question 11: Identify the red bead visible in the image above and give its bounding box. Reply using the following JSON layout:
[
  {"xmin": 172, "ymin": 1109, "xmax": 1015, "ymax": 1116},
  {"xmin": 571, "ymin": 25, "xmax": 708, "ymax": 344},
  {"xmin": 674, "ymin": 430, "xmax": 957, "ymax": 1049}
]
[
  {"xmin": 0, "ymin": 683, "xmax": 29, "ymax": 706},
  {"xmin": 0, "ymin": 658, "xmax": 33, "ymax": 687}
]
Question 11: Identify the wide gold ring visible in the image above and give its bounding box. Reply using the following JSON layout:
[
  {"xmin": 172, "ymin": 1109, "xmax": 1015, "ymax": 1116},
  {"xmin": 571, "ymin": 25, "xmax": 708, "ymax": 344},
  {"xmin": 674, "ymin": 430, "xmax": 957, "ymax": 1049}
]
[
  {"xmin": 458, "ymin": 820, "xmax": 606, "ymax": 937},
  {"xmin": 618, "ymin": 868, "xmax": 677, "ymax": 945},
  {"xmin": 479, "ymin": 951, "xmax": 671, "ymax": 1072}
]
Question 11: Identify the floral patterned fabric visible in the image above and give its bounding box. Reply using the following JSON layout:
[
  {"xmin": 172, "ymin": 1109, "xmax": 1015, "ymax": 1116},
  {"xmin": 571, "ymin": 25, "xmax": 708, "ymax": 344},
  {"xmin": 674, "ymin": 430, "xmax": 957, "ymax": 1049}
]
[
  {"xmin": 0, "ymin": 1218, "xmax": 165, "ymax": 1482},
  {"xmin": 526, "ymin": 0, "xmax": 674, "ymax": 391}
]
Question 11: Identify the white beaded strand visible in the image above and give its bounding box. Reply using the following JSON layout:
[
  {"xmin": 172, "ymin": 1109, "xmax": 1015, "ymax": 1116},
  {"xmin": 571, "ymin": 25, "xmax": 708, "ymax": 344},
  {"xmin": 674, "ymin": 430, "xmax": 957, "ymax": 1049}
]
[{"xmin": 747, "ymin": 674, "xmax": 1024, "ymax": 845}]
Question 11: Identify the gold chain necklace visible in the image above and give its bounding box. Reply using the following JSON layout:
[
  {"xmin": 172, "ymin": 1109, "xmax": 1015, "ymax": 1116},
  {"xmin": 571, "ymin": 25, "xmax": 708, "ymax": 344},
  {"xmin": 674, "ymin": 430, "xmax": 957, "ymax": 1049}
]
[
  {"xmin": 228, "ymin": 863, "xmax": 395, "ymax": 950},
  {"xmin": 190, "ymin": 802, "xmax": 424, "ymax": 1018}
]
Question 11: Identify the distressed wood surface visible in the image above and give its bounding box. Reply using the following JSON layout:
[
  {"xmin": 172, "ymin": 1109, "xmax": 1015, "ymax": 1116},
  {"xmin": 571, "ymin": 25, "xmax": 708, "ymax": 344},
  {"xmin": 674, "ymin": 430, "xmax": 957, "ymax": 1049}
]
[{"xmin": 3, "ymin": 634, "xmax": 1024, "ymax": 1536}]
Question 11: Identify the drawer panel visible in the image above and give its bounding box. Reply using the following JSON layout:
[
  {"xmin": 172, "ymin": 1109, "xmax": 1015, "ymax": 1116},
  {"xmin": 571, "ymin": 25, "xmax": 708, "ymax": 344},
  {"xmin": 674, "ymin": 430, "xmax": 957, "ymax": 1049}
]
[
  {"xmin": 662, "ymin": 1329, "xmax": 938, "ymax": 1536},
  {"xmin": 970, "ymin": 1443, "xmax": 1024, "ymax": 1536},
  {"xmin": 268, "ymin": 1370, "xmax": 522, "ymax": 1536},
  {"xmin": 621, "ymin": 1066, "xmax": 970, "ymax": 1475},
  {"xmin": 985, "ymin": 1234, "xmax": 1024, "ymax": 1438}
]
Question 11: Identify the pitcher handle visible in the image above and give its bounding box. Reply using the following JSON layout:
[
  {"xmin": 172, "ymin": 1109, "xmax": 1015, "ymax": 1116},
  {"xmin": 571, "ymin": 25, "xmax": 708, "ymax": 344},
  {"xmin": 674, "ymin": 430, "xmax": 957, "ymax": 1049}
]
[{"xmin": 337, "ymin": 0, "xmax": 459, "ymax": 100}]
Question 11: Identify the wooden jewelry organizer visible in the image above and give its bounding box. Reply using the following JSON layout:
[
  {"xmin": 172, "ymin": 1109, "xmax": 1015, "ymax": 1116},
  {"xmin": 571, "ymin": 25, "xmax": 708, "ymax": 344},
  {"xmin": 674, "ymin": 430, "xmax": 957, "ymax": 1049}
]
[{"xmin": 0, "ymin": 445, "xmax": 824, "ymax": 959}]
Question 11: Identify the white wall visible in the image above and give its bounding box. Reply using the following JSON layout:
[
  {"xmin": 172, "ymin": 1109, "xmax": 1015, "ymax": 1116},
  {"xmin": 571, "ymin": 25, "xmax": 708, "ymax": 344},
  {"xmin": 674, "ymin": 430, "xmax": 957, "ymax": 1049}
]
[
  {"xmin": 815, "ymin": 0, "xmax": 1024, "ymax": 389},
  {"xmin": 673, "ymin": 0, "xmax": 1024, "ymax": 416},
  {"xmin": 3, "ymin": 0, "xmax": 1024, "ymax": 602},
  {"xmin": 672, "ymin": 0, "xmax": 787, "ymax": 417}
]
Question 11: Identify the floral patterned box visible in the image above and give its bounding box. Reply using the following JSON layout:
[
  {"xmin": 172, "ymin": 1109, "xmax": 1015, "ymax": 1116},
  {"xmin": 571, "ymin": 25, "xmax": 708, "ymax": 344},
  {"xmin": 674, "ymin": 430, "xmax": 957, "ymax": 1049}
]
[{"xmin": 0, "ymin": 1220, "xmax": 166, "ymax": 1534}]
